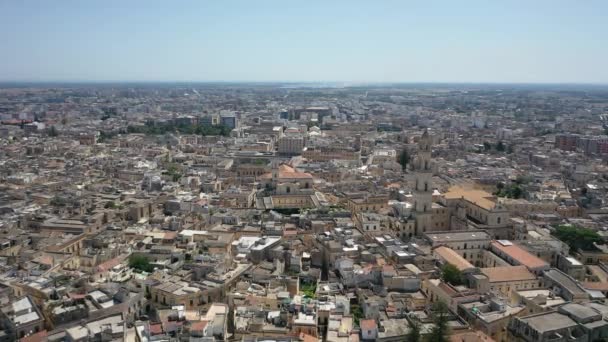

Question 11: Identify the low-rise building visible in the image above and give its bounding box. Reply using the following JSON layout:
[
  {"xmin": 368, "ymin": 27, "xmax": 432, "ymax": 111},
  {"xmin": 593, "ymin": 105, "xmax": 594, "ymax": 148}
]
[{"xmin": 472, "ymin": 266, "xmax": 539, "ymax": 296}]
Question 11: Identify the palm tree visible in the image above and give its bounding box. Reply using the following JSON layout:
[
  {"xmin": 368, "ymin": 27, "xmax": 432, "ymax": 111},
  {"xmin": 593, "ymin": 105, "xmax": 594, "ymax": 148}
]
[
  {"xmin": 427, "ymin": 301, "xmax": 450, "ymax": 342},
  {"xmin": 406, "ymin": 316, "xmax": 421, "ymax": 342}
]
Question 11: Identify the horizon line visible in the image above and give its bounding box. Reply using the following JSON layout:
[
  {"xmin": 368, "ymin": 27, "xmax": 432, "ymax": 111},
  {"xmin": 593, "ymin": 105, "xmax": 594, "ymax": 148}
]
[{"xmin": 1, "ymin": 80, "xmax": 608, "ymax": 86}]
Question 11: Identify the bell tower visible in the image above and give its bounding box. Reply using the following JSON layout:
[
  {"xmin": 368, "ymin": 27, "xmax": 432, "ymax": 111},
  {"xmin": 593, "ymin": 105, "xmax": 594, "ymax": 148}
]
[
  {"xmin": 271, "ymin": 160, "xmax": 280, "ymax": 188},
  {"xmin": 413, "ymin": 130, "xmax": 433, "ymax": 236}
]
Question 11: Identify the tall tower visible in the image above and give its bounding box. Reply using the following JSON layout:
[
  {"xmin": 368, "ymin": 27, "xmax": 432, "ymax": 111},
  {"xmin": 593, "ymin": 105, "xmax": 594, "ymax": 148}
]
[
  {"xmin": 413, "ymin": 130, "xmax": 433, "ymax": 236},
  {"xmin": 271, "ymin": 159, "xmax": 280, "ymax": 189}
]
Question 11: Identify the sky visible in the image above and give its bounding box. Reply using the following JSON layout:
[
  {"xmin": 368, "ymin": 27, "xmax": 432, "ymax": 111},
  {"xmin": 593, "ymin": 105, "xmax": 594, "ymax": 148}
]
[{"xmin": 0, "ymin": 0, "xmax": 606, "ymax": 83}]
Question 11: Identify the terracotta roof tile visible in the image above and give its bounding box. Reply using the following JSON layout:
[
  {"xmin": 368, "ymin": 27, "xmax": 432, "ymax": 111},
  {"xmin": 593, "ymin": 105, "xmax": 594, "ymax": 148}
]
[
  {"xmin": 149, "ymin": 323, "xmax": 163, "ymax": 335},
  {"xmin": 434, "ymin": 246, "xmax": 475, "ymax": 271},
  {"xmin": 259, "ymin": 164, "xmax": 313, "ymax": 180},
  {"xmin": 480, "ymin": 265, "xmax": 537, "ymax": 283},
  {"xmin": 582, "ymin": 281, "xmax": 608, "ymax": 291},
  {"xmin": 190, "ymin": 320, "xmax": 208, "ymax": 331},
  {"xmin": 360, "ymin": 319, "xmax": 377, "ymax": 330},
  {"xmin": 444, "ymin": 186, "xmax": 496, "ymax": 210},
  {"xmin": 491, "ymin": 241, "xmax": 549, "ymax": 270}
]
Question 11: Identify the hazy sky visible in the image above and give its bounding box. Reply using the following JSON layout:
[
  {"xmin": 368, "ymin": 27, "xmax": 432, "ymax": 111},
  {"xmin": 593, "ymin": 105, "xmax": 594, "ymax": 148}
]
[{"xmin": 1, "ymin": 0, "xmax": 606, "ymax": 83}]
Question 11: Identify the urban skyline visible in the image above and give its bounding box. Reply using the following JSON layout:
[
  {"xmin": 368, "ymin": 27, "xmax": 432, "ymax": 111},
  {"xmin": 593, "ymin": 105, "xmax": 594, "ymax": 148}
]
[{"xmin": 3, "ymin": 2, "xmax": 608, "ymax": 342}]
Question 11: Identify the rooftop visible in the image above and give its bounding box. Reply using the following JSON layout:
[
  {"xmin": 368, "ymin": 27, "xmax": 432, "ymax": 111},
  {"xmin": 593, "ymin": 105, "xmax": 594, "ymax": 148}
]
[
  {"xmin": 491, "ymin": 240, "xmax": 549, "ymax": 270},
  {"xmin": 480, "ymin": 265, "xmax": 537, "ymax": 283},
  {"xmin": 259, "ymin": 164, "xmax": 313, "ymax": 180},
  {"xmin": 519, "ymin": 311, "xmax": 578, "ymax": 333},
  {"xmin": 434, "ymin": 246, "xmax": 475, "ymax": 271},
  {"xmin": 444, "ymin": 186, "xmax": 497, "ymax": 210},
  {"xmin": 427, "ymin": 230, "xmax": 490, "ymax": 243}
]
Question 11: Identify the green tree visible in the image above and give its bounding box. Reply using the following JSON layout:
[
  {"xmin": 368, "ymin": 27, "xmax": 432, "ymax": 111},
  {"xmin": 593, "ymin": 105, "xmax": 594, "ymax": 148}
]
[
  {"xmin": 165, "ymin": 163, "xmax": 182, "ymax": 182},
  {"xmin": 552, "ymin": 225, "xmax": 603, "ymax": 252},
  {"xmin": 300, "ymin": 282, "xmax": 316, "ymax": 298},
  {"xmin": 398, "ymin": 149, "xmax": 410, "ymax": 170},
  {"xmin": 515, "ymin": 175, "xmax": 531, "ymax": 185},
  {"xmin": 48, "ymin": 125, "xmax": 59, "ymax": 137},
  {"xmin": 495, "ymin": 183, "xmax": 524, "ymax": 199},
  {"xmin": 129, "ymin": 254, "xmax": 154, "ymax": 273},
  {"xmin": 126, "ymin": 122, "xmax": 232, "ymax": 137},
  {"xmin": 406, "ymin": 317, "xmax": 421, "ymax": 342},
  {"xmin": 496, "ymin": 141, "xmax": 506, "ymax": 152},
  {"xmin": 441, "ymin": 263, "xmax": 463, "ymax": 286},
  {"xmin": 50, "ymin": 196, "xmax": 67, "ymax": 207},
  {"xmin": 351, "ymin": 304, "xmax": 363, "ymax": 327},
  {"xmin": 427, "ymin": 301, "xmax": 450, "ymax": 342},
  {"xmin": 98, "ymin": 131, "xmax": 116, "ymax": 143},
  {"xmin": 510, "ymin": 185, "xmax": 523, "ymax": 199},
  {"xmin": 483, "ymin": 142, "xmax": 492, "ymax": 151}
]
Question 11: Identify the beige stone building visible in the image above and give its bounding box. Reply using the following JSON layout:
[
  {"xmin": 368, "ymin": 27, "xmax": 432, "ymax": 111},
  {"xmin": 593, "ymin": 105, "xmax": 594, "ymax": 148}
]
[
  {"xmin": 472, "ymin": 266, "xmax": 541, "ymax": 297},
  {"xmin": 346, "ymin": 194, "xmax": 388, "ymax": 213}
]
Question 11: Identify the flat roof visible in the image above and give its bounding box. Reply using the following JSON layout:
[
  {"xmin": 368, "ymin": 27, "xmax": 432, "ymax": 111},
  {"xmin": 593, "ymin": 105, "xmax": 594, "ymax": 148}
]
[
  {"xmin": 14, "ymin": 311, "xmax": 40, "ymax": 325},
  {"xmin": 427, "ymin": 230, "xmax": 490, "ymax": 243},
  {"xmin": 520, "ymin": 312, "xmax": 578, "ymax": 333}
]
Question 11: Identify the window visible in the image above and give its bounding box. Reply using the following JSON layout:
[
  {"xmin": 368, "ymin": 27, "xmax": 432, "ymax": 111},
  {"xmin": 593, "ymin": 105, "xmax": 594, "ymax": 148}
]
[{"xmin": 497, "ymin": 217, "xmax": 501, "ymax": 224}]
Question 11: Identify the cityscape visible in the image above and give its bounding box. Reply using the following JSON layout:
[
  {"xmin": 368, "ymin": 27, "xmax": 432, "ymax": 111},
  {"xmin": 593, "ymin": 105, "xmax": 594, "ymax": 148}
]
[
  {"xmin": 1, "ymin": 82, "xmax": 608, "ymax": 342},
  {"xmin": 2, "ymin": 1, "xmax": 608, "ymax": 342}
]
